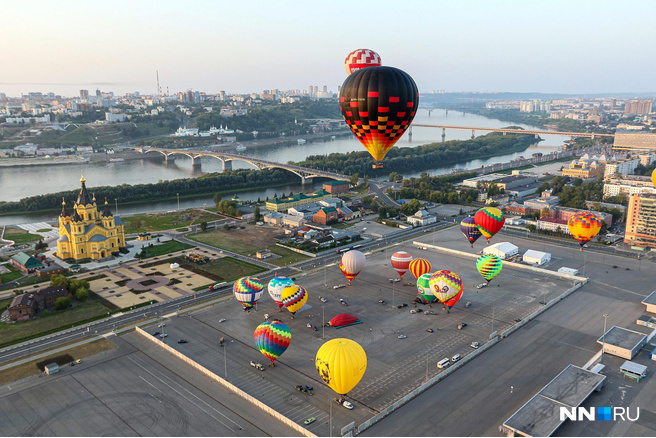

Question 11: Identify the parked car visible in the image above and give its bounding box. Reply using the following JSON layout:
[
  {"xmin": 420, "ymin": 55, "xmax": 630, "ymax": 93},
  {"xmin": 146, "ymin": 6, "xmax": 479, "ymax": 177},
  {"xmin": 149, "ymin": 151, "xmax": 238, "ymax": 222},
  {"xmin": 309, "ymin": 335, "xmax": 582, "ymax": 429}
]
[
  {"xmin": 465, "ymin": 301, "xmax": 471, "ymax": 308},
  {"xmin": 75, "ymin": 359, "xmax": 81, "ymax": 364},
  {"xmin": 158, "ymin": 323, "xmax": 166, "ymax": 327},
  {"xmin": 471, "ymin": 341, "xmax": 480, "ymax": 349},
  {"xmin": 476, "ymin": 283, "xmax": 488, "ymax": 289},
  {"xmin": 451, "ymin": 354, "xmax": 461, "ymax": 363},
  {"xmin": 219, "ymin": 318, "xmax": 226, "ymax": 323},
  {"xmin": 426, "ymin": 328, "xmax": 434, "ymax": 333},
  {"xmin": 342, "ymin": 401, "xmax": 354, "ymax": 410},
  {"xmin": 159, "ymin": 333, "xmax": 168, "ymax": 338},
  {"xmin": 319, "ymin": 296, "xmax": 327, "ymax": 303},
  {"xmin": 178, "ymin": 339, "xmax": 189, "ymax": 344},
  {"xmin": 398, "ymin": 334, "xmax": 407, "ymax": 339},
  {"xmin": 378, "ymin": 299, "xmax": 386, "ymax": 304},
  {"xmin": 250, "ymin": 361, "xmax": 264, "ymax": 371},
  {"xmin": 153, "ymin": 331, "xmax": 160, "ymax": 336},
  {"xmin": 457, "ymin": 323, "xmax": 467, "ymax": 330},
  {"xmin": 304, "ymin": 417, "xmax": 316, "ymax": 425},
  {"xmin": 397, "ymin": 303, "xmax": 408, "ymax": 309}
]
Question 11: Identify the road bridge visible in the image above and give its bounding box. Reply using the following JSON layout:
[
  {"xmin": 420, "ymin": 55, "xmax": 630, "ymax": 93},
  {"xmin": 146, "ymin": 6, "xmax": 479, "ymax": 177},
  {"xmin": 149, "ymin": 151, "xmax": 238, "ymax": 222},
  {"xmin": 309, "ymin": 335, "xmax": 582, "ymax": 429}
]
[
  {"xmin": 135, "ymin": 146, "xmax": 349, "ymax": 184},
  {"xmin": 412, "ymin": 123, "xmax": 614, "ymax": 141}
]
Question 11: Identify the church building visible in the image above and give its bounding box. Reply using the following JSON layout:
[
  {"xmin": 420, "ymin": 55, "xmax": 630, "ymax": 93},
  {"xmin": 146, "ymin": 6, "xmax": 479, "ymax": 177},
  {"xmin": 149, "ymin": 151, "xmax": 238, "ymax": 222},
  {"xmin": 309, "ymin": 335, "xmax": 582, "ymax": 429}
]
[{"xmin": 56, "ymin": 175, "xmax": 126, "ymax": 261}]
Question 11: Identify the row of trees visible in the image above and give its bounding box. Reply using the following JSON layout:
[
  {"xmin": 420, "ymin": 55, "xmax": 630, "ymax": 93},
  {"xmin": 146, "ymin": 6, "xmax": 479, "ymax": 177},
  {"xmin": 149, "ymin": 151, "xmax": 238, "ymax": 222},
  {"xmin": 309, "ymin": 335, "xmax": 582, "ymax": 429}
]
[
  {"xmin": 292, "ymin": 133, "xmax": 538, "ymax": 177},
  {"xmin": 0, "ymin": 169, "xmax": 298, "ymax": 214}
]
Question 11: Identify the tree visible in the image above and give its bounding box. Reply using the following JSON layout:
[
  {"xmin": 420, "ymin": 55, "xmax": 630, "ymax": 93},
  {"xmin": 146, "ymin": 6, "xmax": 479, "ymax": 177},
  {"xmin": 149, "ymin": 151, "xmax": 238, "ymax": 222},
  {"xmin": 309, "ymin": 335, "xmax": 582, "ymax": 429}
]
[
  {"xmin": 526, "ymin": 224, "xmax": 537, "ymax": 232},
  {"xmin": 35, "ymin": 240, "xmax": 47, "ymax": 250},
  {"xmin": 50, "ymin": 274, "xmax": 70, "ymax": 288},
  {"xmin": 350, "ymin": 173, "xmax": 359, "ymax": 187},
  {"xmin": 200, "ymin": 222, "xmax": 208, "ymax": 232},
  {"xmin": 254, "ymin": 205, "xmax": 262, "ymax": 222},
  {"xmin": 54, "ymin": 297, "xmax": 71, "ymax": 311},
  {"xmin": 75, "ymin": 289, "xmax": 89, "ymax": 302},
  {"xmin": 13, "ymin": 289, "xmax": 25, "ymax": 296},
  {"xmin": 389, "ymin": 172, "xmax": 402, "ymax": 182}
]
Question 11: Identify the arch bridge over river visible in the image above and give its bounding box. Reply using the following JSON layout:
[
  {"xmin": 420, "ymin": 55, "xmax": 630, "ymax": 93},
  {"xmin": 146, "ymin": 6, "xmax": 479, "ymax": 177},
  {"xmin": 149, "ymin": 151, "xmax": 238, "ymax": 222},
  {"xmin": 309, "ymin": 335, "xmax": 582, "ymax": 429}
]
[{"xmin": 135, "ymin": 146, "xmax": 349, "ymax": 184}]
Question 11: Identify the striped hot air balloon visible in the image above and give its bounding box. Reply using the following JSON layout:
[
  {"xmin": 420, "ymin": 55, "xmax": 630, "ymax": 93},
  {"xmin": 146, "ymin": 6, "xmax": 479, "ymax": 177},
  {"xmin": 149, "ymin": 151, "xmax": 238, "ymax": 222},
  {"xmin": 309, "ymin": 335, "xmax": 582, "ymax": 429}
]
[
  {"xmin": 254, "ymin": 321, "xmax": 291, "ymax": 366},
  {"xmin": 416, "ymin": 273, "xmax": 436, "ymax": 304},
  {"xmin": 428, "ymin": 270, "xmax": 463, "ymax": 312},
  {"xmin": 281, "ymin": 285, "xmax": 308, "ymax": 317},
  {"xmin": 391, "ymin": 251, "xmax": 413, "ymax": 278},
  {"xmin": 344, "ymin": 48, "xmax": 381, "ymax": 75},
  {"xmin": 268, "ymin": 276, "xmax": 294, "ymax": 309},
  {"xmin": 233, "ymin": 276, "xmax": 264, "ymax": 309},
  {"xmin": 474, "ymin": 207, "xmax": 505, "ymax": 243},
  {"xmin": 460, "ymin": 216, "xmax": 482, "ymax": 248},
  {"xmin": 409, "ymin": 258, "xmax": 432, "ymax": 280},
  {"xmin": 340, "ymin": 250, "xmax": 366, "ymax": 283},
  {"xmin": 567, "ymin": 211, "xmax": 602, "ymax": 251},
  {"xmin": 476, "ymin": 254, "xmax": 503, "ymax": 284}
]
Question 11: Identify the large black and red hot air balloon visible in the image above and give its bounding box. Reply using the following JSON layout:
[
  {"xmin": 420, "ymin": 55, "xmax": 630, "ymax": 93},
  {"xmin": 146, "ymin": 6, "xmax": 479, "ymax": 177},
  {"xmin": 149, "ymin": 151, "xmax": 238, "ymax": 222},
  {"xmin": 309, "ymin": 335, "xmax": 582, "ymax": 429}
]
[{"xmin": 339, "ymin": 66, "xmax": 419, "ymax": 169}]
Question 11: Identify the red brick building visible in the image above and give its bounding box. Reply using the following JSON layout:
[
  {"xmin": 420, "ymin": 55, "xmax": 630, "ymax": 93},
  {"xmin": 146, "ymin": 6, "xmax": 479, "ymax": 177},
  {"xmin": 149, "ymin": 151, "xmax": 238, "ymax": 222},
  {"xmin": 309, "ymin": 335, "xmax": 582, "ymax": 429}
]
[
  {"xmin": 312, "ymin": 207, "xmax": 339, "ymax": 225},
  {"xmin": 323, "ymin": 181, "xmax": 350, "ymax": 194}
]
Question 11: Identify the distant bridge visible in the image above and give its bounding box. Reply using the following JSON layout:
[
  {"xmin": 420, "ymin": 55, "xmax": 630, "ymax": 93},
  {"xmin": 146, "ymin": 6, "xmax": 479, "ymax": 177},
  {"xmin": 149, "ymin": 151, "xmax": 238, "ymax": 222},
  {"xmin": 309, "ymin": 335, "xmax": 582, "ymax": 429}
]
[
  {"xmin": 135, "ymin": 147, "xmax": 349, "ymax": 184},
  {"xmin": 412, "ymin": 124, "xmax": 615, "ymax": 141}
]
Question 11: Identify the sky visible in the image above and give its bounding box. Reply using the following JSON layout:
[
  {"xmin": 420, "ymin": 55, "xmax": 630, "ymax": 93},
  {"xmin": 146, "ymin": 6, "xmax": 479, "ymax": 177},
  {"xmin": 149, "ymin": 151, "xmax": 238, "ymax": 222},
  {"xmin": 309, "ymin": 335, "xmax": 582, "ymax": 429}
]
[{"xmin": 2, "ymin": 0, "xmax": 655, "ymax": 97}]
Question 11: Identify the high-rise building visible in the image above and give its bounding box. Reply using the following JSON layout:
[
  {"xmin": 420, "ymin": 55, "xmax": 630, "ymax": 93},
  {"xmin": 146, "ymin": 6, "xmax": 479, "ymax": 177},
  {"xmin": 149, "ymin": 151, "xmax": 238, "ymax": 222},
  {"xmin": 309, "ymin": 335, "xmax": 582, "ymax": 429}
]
[
  {"xmin": 624, "ymin": 194, "xmax": 656, "ymax": 249},
  {"xmin": 323, "ymin": 85, "xmax": 327, "ymax": 93},
  {"xmin": 80, "ymin": 89, "xmax": 89, "ymax": 100},
  {"xmin": 308, "ymin": 85, "xmax": 313, "ymax": 96},
  {"xmin": 95, "ymin": 89, "xmax": 101, "ymax": 96},
  {"xmin": 624, "ymin": 100, "xmax": 653, "ymax": 116}
]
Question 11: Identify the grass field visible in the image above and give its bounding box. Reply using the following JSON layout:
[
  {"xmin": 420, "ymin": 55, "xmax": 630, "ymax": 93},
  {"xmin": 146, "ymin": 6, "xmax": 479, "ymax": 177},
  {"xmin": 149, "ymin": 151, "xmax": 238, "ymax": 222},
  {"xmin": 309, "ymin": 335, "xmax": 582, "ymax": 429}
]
[
  {"xmin": 138, "ymin": 240, "xmax": 194, "ymax": 259},
  {"xmin": 267, "ymin": 245, "xmax": 310, "ymax": 266},
  {"xmin": 3, "ymin": 229, "xmax": 42, "ymax": 244},
  {"xmin": 0, "ymin": 298, "xmax": 13, "ymax": 312},
  {"xmin": 0, "ymin": 300, "xmax": 113, "ymax": 347},
  {"xmin": 188, "ymin": 256, "xmax": 266, "ymax": 282},
  {"xmin": 123, "ymin": 209, "xmax": 221, "ymax": 233},
  {"xmin": 0, "ymin": 265, "xmax": 23, "ymax": 284},
  {"xmin": 0, "ymin": 338, "xmax": 117, "ymax": 385}
]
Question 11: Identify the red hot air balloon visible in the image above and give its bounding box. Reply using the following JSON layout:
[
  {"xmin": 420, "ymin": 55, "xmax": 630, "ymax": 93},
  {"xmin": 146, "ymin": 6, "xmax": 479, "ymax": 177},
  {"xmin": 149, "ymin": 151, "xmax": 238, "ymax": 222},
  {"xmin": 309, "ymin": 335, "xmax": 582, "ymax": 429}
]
[
  {"xmin": 339, "ymin": 66, "xmax": 419, "ymax": 169},
  {"xmin": 409, "ymin": 258, "xmax": 431, "ymax": 280},
  {"xmin": 391, "ymin": 251, "xmax": 413, "ymax": 279},
  {"xmin": 474, "ymin": 207, "xmax": 505, "ymax": 244},
  {"xmin": 344, "ymin": 48, "xmax": 381, "ymax": 75}
]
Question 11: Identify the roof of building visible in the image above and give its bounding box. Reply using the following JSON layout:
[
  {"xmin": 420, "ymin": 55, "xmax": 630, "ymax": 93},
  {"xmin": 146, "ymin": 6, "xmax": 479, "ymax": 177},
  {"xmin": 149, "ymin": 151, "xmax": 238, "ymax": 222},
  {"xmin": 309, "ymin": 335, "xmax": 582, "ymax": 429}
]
[
  {"xmin": 621, "ymin": 360, "xmax": 648, "ymax": 375},
  {"xmin": 338, "ymin": 206, "xmax": 353, "ymax": 214},
  {"xmin": 267, "ymin": 189, "xmax": 329, "ymax": 205},
  {"xmin": 323, "ymin": 180, "xmax": 349, "ymax": 186},
  {"xmin": 102, "ymin": 199, "xmax": 113, "ymax": 217},
  {"xmin": 11, "ymin": 252, "xmax": 42, "ymax": 268},
  {"xmin": 76, "ymin": 176, "xmax": 94, "ymax": 206},
  {"xmin": 10, "ymin": 293, "xmax": 36, "ymax": 308},
  {"xmin": 114, "ymin": 216, "xmax": 123, "ymax": 225},
  {"xmin": 37, "ymin": 286, "xmax": 69, "ymax": 296},
  {"xmin": 487, "ymin": 242, "xmax": 518, "ymax": 253},
  {"xmin": 89, "ymin": 234, "xmax": 107, "ymax": 242},
  {"xmin": 538, "ymin": 217, "xmax": 568, "ymax": 225},
  {"xmin": 642, "ymin": 291, "xmax": 656, "ymax": 306},
  {"xmin": 597, "ymin": 326, "xmax": 647, "ymax": 350},
  {"xmin": 503, "ymin": 365, "xmax": 605, "ymax": 437},
  {"xmin": 319, "ymin": 207, "xmax": 337, "ymax": 214},
  {"xmin": 523, "ymin": 249, "xmax": 551, "ymax": 259},
  {"xmin": 57, "ymin": 234, "xmax": 69, "ymax": 242}
]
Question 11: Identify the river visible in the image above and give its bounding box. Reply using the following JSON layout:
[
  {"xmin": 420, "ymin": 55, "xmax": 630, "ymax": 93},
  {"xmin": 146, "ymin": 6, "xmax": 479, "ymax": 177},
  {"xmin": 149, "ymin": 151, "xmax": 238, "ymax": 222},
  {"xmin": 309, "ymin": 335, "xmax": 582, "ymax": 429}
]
[{"xmin": 0, "ymin": 109, "xmax": 570, "ymax": 226}]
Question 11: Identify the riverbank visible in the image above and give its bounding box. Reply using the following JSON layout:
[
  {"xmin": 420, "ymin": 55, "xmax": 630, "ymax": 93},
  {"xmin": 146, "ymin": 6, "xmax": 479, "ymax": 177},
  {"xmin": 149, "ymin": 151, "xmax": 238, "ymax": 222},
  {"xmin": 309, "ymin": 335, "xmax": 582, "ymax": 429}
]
[{"xmin": 0, "ymin": 156, "xmax": 90, "ymax": 167}]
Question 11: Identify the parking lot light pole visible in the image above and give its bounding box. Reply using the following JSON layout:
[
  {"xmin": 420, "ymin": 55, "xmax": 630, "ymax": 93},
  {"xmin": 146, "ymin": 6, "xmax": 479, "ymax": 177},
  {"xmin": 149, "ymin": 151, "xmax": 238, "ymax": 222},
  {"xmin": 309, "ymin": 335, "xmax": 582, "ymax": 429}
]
[
  {"xmin": 329, "ymin": 399, "xmax": 332, "ymax": 437},
  {"xmin": 602, "ymin": 314, "xmax": 609, "ymax": 364},
  {"xmin": 322, "ymin": 306, "xmax": 325, "ymax": 340}
]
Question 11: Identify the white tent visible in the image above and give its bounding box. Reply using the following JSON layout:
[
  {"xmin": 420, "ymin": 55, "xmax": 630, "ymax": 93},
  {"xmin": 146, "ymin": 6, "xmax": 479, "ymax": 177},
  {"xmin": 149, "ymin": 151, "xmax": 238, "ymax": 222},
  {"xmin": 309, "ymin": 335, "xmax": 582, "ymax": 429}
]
[
  {"xmin": 523, "ymin": 249, "xmax": 551, "ymax": 266},
  {"xmin": 483, "ymin": 242, "xmax": 518, "ymax": 260}
]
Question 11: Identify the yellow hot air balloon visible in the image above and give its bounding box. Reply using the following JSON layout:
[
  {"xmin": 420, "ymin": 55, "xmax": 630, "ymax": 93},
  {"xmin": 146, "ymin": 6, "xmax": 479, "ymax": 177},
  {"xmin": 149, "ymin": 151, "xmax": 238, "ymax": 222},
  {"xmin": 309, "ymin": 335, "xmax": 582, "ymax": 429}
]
[
  {"xmin": 652, "ymin": 167, "xmax": 656, "ymax": 189},
  {"xmin": 281, "ymin": 284, "xmax": 308, "ymax": 316},
  {"xmin": 315, "ymin": 338, "xmax": 367, "ymax": 395}
]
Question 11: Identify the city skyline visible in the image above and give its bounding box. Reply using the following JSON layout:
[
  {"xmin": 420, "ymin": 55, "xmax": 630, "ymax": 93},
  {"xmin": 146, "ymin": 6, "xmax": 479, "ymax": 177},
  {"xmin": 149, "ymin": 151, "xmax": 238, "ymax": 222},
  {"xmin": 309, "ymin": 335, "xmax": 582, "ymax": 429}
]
[{"xmin": 3, "ymin": 0, "xmax": 656, "ymax": 97}]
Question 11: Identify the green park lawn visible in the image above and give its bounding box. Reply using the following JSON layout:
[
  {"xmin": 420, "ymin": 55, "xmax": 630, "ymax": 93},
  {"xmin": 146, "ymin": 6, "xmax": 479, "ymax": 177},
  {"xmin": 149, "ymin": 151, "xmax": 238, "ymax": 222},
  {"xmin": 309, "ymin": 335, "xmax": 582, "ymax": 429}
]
[
  {"xmin": 189, "ymin": 232, "xmax": 259, "ymax": 254},
  {"xmin": 267, "ymin": 246, "xmax": 310, "ymax": 266},
  {"xmin": 193, "ymin": 257, "xmax": 267, "ymax": 282},
  {"xmin": 123, "ymin": 209, "xmax": 221, "ymax": 233},
  {"xmin": 0, "ymin": 299, "xmax": 113, "ymax": 347},
  {"xmin": 138, "ymin": 240, "xmax": 194, "ymax": 259},
  {"xmin": 3, "ymin": 229, "xmax": 42, "ymax": 244},
  {"xmin": 0, "ymin": 265, "xmax": 23, "ymax": 284}
]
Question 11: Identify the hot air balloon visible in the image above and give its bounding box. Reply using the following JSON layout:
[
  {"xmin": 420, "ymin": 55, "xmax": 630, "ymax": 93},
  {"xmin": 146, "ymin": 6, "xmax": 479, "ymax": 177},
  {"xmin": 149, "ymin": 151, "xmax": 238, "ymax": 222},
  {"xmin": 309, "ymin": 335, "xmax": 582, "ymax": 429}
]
[
  {"xmin": 315, "ymin": 338, "xmax": 367, "ymax": 395},
  {"xmin": 476, "ymin": 254, "xmax": 503, "ymax": 284},
  {"xmin": 268, "ymin": 276, "xmax": 294, "ymax": 309},
  {"xmin": 327, "ymin": 313, "xmax": 362, "ymax": 328},
  {"xmin": 474, "ymin": 207, "xmax": 505, "ymax": 243},
  {"xmin": 567, "ymin": 211, "xmax": 602, "ymax": 251},
  {"xmin": 652, "ymin": 168, "xmax": 656, "ymax": 189},
  {"xmin": 233, "ymin": 276, "xmax": 264, "ymax": 309},
  {"xmin": 409, "ymin": 258, "xmax": 431, "ymax": 280},
  {"xmin": 339, "ymin": 66, "xmax": 419, "ymax": 169},
  {"xmin": 428, "ymin": 270, "xmax": 463, "ymax": 313},
  {"xmin": 391, "ymin": 251, "xmax": 413, "ymax": 279},
  {"xmin": 416, "ymin": 273, "xmax": 437, "ymax": 304},
  {"xmin": 281, "ymin": 285, "xmax": 308, "ymax": 318},
  {"xmin": 340, "ymin": 250, "xmax": 366, "ymax": 283},
  {"xmin": 344, "ymin": 48, "xmax": 381, "ymax": 75},
  {"xmin": 254, "ymin": 321, "xmax": 291, "ymax": 366},
  {"xmin": 460, "ymin": 216, "xmax": 483, "ymax": 248}
]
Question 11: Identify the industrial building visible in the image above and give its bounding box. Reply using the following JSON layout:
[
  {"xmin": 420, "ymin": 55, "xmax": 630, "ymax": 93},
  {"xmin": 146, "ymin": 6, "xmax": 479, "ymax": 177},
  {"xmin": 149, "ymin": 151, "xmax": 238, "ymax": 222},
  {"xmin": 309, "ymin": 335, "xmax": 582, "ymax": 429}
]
[
  {"xmin": 641, "ymin": 291, "xmax": 656, "ymax": 314},
  {"xmin": 522, "ymin": 249, "xmax": 551, "ymax": 266},
  {"xmin": 597, "ymin": 326, "xmax": 648, "ymax": 360},
  {"xmin": 483, "ymin": 242, "xmax": 518, "ymax": 260}
]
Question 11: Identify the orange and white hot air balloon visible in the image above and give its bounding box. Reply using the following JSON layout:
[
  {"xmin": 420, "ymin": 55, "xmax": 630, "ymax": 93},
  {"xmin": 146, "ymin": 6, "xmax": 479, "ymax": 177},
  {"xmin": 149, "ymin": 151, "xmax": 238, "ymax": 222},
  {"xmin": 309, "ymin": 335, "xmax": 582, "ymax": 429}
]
[
  {"xmin": 390, "ymin": 251, "xmax": 413, "ymax": 279},
  {"xmin": 339, "ymin": 250, "xmax": 366, "ymax": 284}
]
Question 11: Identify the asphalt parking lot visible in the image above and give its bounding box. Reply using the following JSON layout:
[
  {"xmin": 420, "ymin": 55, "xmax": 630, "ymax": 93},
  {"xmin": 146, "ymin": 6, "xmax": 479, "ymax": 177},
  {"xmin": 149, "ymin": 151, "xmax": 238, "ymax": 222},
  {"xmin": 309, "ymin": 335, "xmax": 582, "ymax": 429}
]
[{"xmin": 154, "ymin": 234, "xmax": 573, "ymax": 434}]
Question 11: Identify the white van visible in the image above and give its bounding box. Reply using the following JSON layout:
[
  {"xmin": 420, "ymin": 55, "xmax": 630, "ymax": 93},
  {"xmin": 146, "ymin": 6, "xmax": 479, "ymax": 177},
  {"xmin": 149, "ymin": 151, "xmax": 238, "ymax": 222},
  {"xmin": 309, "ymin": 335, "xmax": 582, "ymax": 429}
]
[
  {"xmin": 437, "ymin": 358, "xmax": 450, "ymax": 369},
  {"xmin": 451, "ymin": 354, "xmax": 461, "ymax": 363}
]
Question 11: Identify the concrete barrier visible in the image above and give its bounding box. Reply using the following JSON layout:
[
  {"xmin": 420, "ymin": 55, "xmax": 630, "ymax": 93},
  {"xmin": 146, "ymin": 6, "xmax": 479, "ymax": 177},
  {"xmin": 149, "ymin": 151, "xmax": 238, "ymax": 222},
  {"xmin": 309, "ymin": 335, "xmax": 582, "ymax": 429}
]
[
  {"xmin": 135, "ymin": 326, "xmax": 315, "ymax": 437},
  {"xmin": 412, "ymin": 242, "xmax": 588, "ymax": 283}
]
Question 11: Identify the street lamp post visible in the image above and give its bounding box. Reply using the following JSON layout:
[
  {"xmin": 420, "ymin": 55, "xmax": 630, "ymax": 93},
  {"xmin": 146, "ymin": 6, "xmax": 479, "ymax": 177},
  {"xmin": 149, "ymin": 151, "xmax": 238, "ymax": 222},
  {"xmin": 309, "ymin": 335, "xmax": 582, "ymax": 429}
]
[
  {"xmin": 114, "ymin": 198, "xmax": 118, "ymax": 215},
  {"xmin": 322, "ymin": 305, "xmax": 325, "ymax": 340},
  {"xmin": 602, "ymin": 314, "xmax": 609, "ymax": 364},
  {"xmin": 177, "ymin": 193, "xmax": 180, "ymax": 211}
]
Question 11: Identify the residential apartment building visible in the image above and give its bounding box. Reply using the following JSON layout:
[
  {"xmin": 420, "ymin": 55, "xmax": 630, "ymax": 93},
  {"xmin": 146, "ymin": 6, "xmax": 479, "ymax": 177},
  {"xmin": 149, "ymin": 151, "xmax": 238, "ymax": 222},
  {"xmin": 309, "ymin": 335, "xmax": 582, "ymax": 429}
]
[
  {"xmin": 604, "ymin": 157, "xmax": 641, "ymax": 177},
  {"xmin": 603, "ymin": 176, "xmax": 656, "ymax": 198},
  {"xmin": 625, "ymin": 194, "xmax": 656, "ymax": 249},
  {"xmin": 624, "ymin": 100, "xmax": 653, "ymax": 116}
]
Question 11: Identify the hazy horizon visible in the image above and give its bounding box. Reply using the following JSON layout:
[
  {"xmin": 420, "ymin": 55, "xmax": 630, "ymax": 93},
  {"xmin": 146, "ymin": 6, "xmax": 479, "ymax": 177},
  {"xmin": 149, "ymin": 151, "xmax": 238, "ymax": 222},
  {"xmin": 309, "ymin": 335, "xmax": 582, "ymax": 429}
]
[{"xmin": 3, "ymin": 0, "xmax": 655, "ymax": 97}]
